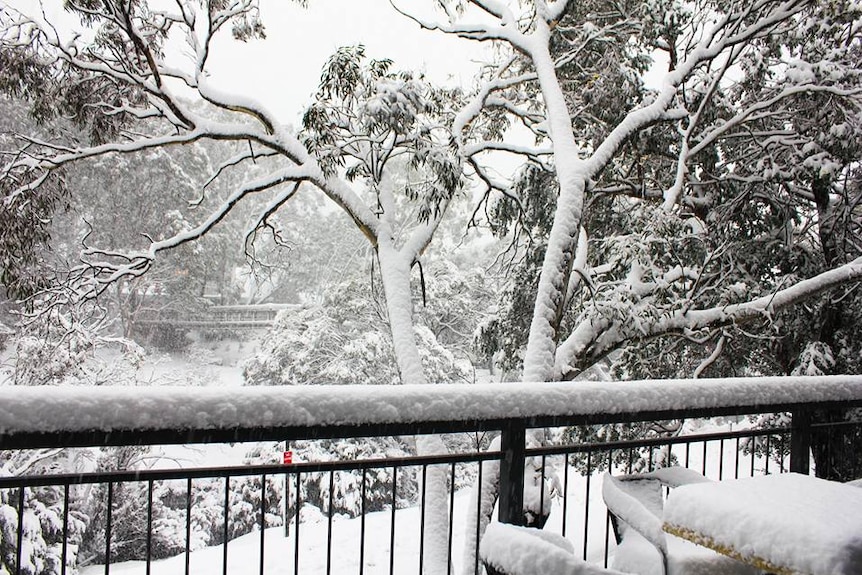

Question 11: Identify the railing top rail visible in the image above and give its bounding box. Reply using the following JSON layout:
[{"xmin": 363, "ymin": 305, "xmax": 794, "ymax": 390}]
[{"xmin": 1, "ymin": 375, "xmax": 861, "ymax": 450}]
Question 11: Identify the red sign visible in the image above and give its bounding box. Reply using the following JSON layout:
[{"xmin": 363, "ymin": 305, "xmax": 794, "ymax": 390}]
[{"xmin": 283, "ymin": 451, "xmax": 293, "ymax": 465}]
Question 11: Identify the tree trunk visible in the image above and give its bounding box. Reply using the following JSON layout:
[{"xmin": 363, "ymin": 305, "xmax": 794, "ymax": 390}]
[
  {"xmin": 520, "ymin": 20, "xmax": 589, "ymax": 384},
  {"xmin": 376, "ymin": 236, "xmax": 452, "ymax": 575}
]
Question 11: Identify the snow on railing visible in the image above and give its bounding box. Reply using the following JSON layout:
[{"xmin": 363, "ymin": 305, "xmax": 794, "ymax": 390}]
[{"xmin": 1, "ymin": 375, "xmax": 861, "ymax": 444}]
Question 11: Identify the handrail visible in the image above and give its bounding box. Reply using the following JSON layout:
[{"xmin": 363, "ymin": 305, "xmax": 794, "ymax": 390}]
[
  {"xmin": 1, "ymin": 376, "xmax": 861, "ymax": 450},
  {"xmin": 0, "ymin": 450, "xmax": 505, "ymax": 489}
]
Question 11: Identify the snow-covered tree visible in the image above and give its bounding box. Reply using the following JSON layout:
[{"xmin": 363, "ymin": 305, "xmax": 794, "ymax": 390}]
[
  {"xmin": 244, "ymin": 273, "xmax": 472, "ymax": 387},
  {"xmin": 392, "ymin": 0, "xmax": 862, "ymax": 566},
  {"xmin": 410, "ymin": 0, "xmax": 862, "ymax": 383}
]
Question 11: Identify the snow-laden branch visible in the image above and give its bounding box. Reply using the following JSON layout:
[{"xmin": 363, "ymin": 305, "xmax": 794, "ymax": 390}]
[
  {"xmin": 196, "ymin": 75, "xmax": 276, "ymax": 135},
  {"xmin": 687, "ymin": 84, "xmax": 862, "ymax": 160},
  {"xmin": 391, "ymin": 0, "xmax": 529, "ymax": 50},
  {"xmin": 464, "ymin": 140, "xmax": 553, "ymax": 159},
  {"xmin": 452, "ymin": 56, "xmax": 535, "ymax": 139},
  {"xmin": 585, "ymin": 0, "xmax": 809, "ymax": 181},
  {"xmin": 77, "ymin": 165, "xmax": 315, "ymax": 291},
  {"xmin": 554, "ymin": 256, "xmax": 862, "ymax": 378}
]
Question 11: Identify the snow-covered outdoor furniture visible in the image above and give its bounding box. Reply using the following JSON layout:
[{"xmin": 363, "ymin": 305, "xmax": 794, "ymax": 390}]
[
  {"xmin": 663, "ymin": 472, "xmax": 862, "ymax": 575},
  {"xmin": 602, "ymin": 468, "xmax": 758, "ymax": 575},
  {"xmin": 479, "ymin": 522, "xmax": 627, "ymax": 575}
]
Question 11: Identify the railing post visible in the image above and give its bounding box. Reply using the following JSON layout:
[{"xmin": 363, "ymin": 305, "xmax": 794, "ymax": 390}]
[
  {"xmin": 790, "ymin": 408, "xmax": 812, "ymax": 474},
  {"xmin": 498, "ymin": 420, "xmax": 526, "ymax": 525}
]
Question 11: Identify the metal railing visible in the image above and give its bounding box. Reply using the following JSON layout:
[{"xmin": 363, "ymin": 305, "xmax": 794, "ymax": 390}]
[
  {"xmin": 1, "ymin": 377, "xmax": 861, "ymax": 575},
  {"xmin": 135, "ymin": 304, "xmax": 299, "ymax": 330}
]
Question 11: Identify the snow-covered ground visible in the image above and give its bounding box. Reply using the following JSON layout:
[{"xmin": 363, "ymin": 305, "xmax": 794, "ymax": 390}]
[
  {"xmin": 80, "ymin": 432, "xmax": 775, "ymax": 575},
  {"xmin": 79, "ymin": 478, "xmax": 613, "ymax": 575},
  {"xmin": 130, "ymin": 336, "xmax": 260, "ymax": 388}
]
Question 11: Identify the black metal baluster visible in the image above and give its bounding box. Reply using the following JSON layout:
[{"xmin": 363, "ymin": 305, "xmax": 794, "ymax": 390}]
[
  {"xmin": 701, "ymin": 441, "xmax": 708, "ymax": 476},
  {"xmin": 327, "ymin": 470, "xmax": 334, "ymax": 575},
  {"xmin": 648, "ymin": 446, "xmax": 654, "ymax": 472},
  {"xmin": 779, "ymin": 435, "xmax": 786, "ymax": 473},
  {"xmin": 260, "ymin": 474, "xmax": 266, "ymax": 575},
  {"xmin": 105, "ymin": 482, "xmax": 113, "ymax": 575},
  {"xmin": 223, "ymin": 476, "xmax": 230, "ymax": 575},
  {"xmin": 16, "ymin": 487, "xmax": 24, "ymax": 575},
  {"xmin": 735, "ymin": 437, "xmax": 741, "ymax": 479},
  {"xmin": 447, "ymin": 463, "xmax": 456, "ymax": 575},
  {"xmin": 475, "ymin": 461, "xmax": 483, "ymax": 575},
  {"xmin": 390, "ymin": 467, "xmax": 398, "ymax": 575},
  {"xmin": 561, "ymin": 454, "xmax": 569, "ymax": 538},
  {"xmin": 719, "ymin": 439, "xmax": 725, "ymax": 480},
  {"xmin": 583, "ymin": 451, "xmax": 592, "ymax": 561},
  {"xmin": 750, "ymin": 441, "xmax": 756, "ymax": 477},
  {"xmin": 62, "ymin": 484, "xmax": 70, "ymax": 575},
  {"xmin": 539, "ymin": 455, "xmax": 546, "ymax": 524},
  {"xmin": 419, "ymin": 466, "xmax": 427, "ymax": 575},
  {"xmin": 360, "ymin": 468, "xmax": 367, "ymax": 575},
  {"xmin": 684, "ymin": 441, "xmax": 691, "ymax": 468},
  {"xmin": 604, "ymin": 449, "xmax": 613, "ymax": 568},
  {"xmin": 186, "ymin": 478, "xmax": 192, "ymax": 575},
  {"xmin": 146, "ymin": 480, "xmax": 153, "ymax": 575},
  {"xmin": 294, "ymin": 473, "xmax": 301, "ymax": 575},
  {"xmin": 765, "ymin": 435, "xmax": 771, "ymax": 475}
]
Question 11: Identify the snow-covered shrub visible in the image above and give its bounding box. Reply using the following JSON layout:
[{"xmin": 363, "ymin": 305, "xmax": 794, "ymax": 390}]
[
  {"xmin": 159, "ymin": 475, "xmax": 282, "ymax": 550},
  {"xmin": 243, "ymin": 277, "xmax": 470, "ymax": 386},
  {"xmin": 10, "ymin": 309, "xmax": 145, "ymax": 387},
  {"xmin": 286, "ymin": 437, "xmax": 416, "ymax": 518},
  {"xmin": 562, "ymin": 421, "xmax": 680, "ymax": 474},
  {"xmin": 0, "ymin": 486, "xmax": 87, "ymax": 575},
  {"xmin": 0, "ymin": 449, "xmax": 89, "ymax": 575},
  {"xmin": 79, "ymin": 462, "xmax": 283, "ymax": 563}
]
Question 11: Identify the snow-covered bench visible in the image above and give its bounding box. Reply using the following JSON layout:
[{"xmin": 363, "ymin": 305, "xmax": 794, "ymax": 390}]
[{"xmin": 479, "ymin": 522, "xmax": 626, "ymax": 575}]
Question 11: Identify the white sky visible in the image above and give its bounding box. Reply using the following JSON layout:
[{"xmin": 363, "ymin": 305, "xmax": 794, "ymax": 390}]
[
  {"xmin": 197, "ymin": 0, "xmax": 489, "ymax": 123},
  {"xmin": 13, "ymin": 0, "xmax": 489, "ymax": 124}
]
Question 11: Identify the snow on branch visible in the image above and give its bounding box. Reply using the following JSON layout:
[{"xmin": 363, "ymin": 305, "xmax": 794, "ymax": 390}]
[
  {"xmin": 554, "ymin": 256, "xmax": 862, "ymax": 379},
  {"xmin": 391, "ymin": 1, "xmax": 529, "ymax": 49},
  {"xmin": 585, "ymin": 0, "xmax": 809, "ymax": 181},
  {"xmin": 72, "ymin": 165, "xmax": 314, "ymax": 298}
]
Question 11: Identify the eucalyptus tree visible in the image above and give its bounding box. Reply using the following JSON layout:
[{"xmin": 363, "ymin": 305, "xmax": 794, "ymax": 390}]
[
  {"xmin": 411, "ymin": 0, "xmax": 862, "ymax": 383},
  {"xmin": 392, "ymin": 0, "xmax": 862, "ymax": 566}
]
